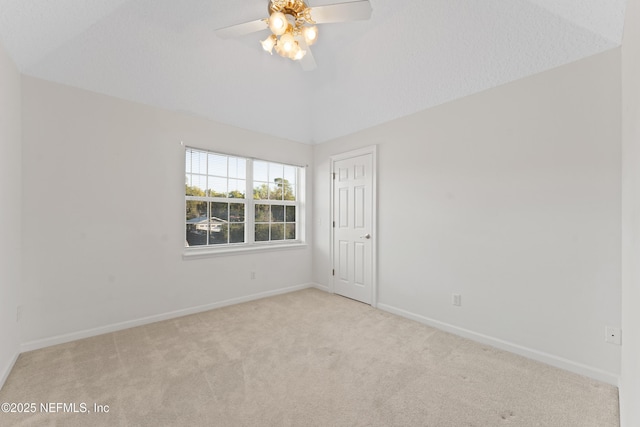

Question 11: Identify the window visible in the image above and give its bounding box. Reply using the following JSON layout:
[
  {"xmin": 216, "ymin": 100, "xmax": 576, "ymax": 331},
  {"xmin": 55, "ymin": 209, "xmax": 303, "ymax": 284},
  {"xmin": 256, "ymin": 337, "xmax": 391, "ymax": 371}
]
[
  {"xmin": 185, "ymin": 147, "xmax": 303, "ymax": 251},
  {"xmin": 253, "ymin": 160, "xmax": 298, "ymax": 242}
]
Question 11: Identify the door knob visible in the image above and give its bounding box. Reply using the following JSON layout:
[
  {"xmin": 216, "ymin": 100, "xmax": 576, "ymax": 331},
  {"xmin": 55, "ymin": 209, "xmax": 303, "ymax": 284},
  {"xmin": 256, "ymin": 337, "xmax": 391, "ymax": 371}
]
[{"xmin": 361, "ymin": 234, "xmax": 371, "ymax": 239}]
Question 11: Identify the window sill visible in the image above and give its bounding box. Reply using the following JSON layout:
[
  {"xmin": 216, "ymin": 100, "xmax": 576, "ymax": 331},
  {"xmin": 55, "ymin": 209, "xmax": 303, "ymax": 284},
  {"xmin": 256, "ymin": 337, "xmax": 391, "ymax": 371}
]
[{"xmin": 182, "ymin": 242, "xmax": 308, "ymax": 260}]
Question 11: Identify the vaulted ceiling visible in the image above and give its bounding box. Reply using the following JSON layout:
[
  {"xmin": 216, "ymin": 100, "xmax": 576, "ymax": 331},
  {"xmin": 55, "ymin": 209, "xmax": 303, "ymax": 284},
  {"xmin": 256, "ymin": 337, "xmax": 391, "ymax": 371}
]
[{"xmin": 0, "ymin": 0, "xmax": 628, "ymax": 143}]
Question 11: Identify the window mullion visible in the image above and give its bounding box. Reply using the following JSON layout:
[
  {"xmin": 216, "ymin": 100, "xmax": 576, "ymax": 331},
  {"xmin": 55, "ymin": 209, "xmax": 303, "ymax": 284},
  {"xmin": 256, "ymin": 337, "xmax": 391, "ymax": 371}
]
[
  {"xmin": 246, "ymin": 159, "xmax": 255, "ymax": 245},
  {"xmin": 295, "ymin": 165, "xmax": 301, "ymax": 242},
  {"xmin": 208, "ymin": 154, "xmax": 213, "ymax": 245},
  {"xmin": 206, "ymin": 199, "xmax": 211, "ymax": 246}
]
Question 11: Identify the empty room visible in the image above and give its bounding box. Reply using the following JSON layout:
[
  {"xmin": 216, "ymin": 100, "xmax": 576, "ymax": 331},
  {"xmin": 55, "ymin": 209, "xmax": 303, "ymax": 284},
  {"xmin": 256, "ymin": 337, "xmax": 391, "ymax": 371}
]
[{"xmin": 1, "ymin": 0, "xmax": 639, "ymax": 426}]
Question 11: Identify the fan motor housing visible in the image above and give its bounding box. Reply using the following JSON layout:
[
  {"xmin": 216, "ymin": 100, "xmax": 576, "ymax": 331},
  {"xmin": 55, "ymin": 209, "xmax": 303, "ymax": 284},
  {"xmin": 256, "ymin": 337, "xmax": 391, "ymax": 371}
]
[{"xmin": 268, "ymin": 0, "xmax": 308, "ymax": 17}]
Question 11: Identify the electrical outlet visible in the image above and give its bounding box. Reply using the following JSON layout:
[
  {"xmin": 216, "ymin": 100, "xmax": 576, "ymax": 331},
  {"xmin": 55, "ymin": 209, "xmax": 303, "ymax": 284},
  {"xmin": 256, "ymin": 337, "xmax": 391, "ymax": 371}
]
[
  {"xmin": 605, "ymin": 327, "xmax": 621, "ymax": 345},
  {"xmin": 452, "ymin": 294, "xmax": 462, "ymax": 307}
]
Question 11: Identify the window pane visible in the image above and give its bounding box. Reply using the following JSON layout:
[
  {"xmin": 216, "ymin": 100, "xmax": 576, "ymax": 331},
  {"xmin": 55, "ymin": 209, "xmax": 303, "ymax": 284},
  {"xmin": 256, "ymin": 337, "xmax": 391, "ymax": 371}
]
[
  {"xmin": 271, "ymin": 224, "xmax": 285, "ymax": 241},
  {"xmin": 254, "ymin": 182, "xmax": 269, "ymax": 200},
  {"xmin": 254, "ymin": 161, "xmax": 268, "ymax": 182},
  {"xmin": 269, "ymin": 163, "xmax": 284, "ymax": 183},
  {"xmin": 186, "ymin": 182, "xmax": 207, "ymax": 197},
  {"xmin": 228, "ymin": 179, "xmax": 245, "ymax": 198},
  {"xmin": 230, "ymin": 203, "xmax": 245, "ymax": 222},
  {"xmin": 284, "ymin": 165, "xmax": 297, "ymax": 186},
  {"xmin": 191, "ymin": 150, "xmax": 207, "ymax": 175},
  {"xmin": 269, "ymin": 180, "xmax": 283, "ymax": 200},
  {"xmin": 186, "ymin": 200, "xmax": 207, "ymax": 220},
  {"xmin": 186, "ymin": 201, "xmax": 208, "ymax": 247},
  {"xmin": 208, "ymin": 153, "xmax": 227, "ymax": 177},
  {"xmin": 284, "ymin": 184, "xmax": 295, "ymax": 201},
  {"xmin": 272, "ymin": 205, "xmax": 284, "ymax": 222},
  {"xmin": 229, "ymin": 157, "xmax": 246, "ymax": 179},
  {"xmin": 285, "ymin": 206, "xmax": 296, "ymax": 222},
  {"xmin": 285, "ymin": 223, "xmax": 296, "ymax": 240},
  {"xmin": 209, "ymin": 223, "xmax": 228, "ymax": 245},
  {"xmin": 255, "ymin": 204, "xmax": 270, "ymax": 222},
  {"xmin": 255, "ymin": 224, "xmax": 269, "ymax": 242},
  {"xmin": 230, "ymin": 224, "xmax": 244, "ymax": 244},
  {"xmin": 187, "ymin": 175, "xmax": 207, "ymax": 196},
  {"xmin": 211, "ymin": 202, "xmax": 228, "ymax": 221},
  {"xmin": 208, "ymin": 176, "xmax": 227, "ymax": 197},
  {"xmin": 186, "ymin": 226, "xmax": 207, "ymax": 246}
]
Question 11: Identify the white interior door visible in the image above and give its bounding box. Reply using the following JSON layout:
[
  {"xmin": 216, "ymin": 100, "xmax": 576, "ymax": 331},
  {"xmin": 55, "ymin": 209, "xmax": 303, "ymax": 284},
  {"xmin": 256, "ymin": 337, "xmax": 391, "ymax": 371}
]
[{"xmin": 332, "ymin": 149, "xmax": 375, "ymax": 305}]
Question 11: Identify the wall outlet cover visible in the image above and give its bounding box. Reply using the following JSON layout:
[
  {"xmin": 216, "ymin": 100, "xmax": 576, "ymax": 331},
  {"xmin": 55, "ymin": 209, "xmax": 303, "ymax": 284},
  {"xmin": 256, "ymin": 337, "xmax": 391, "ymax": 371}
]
[
  {"xmin": 452, "ymin": 294, "xmax": 462, "ymax": 306},
  {"xmin": 605, "ymin": 327, "xmax": 622, "ymax": 345}
]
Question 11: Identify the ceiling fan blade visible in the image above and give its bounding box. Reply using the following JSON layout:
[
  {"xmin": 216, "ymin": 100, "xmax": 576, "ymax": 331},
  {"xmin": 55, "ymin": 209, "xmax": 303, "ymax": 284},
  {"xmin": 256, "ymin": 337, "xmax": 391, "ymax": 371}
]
[
  {"xmin": 310, "ymin": 0, "xmax": 372, "ymax": 24},
  {"xmin": 215, "ymin": 19, "xmax": 268, "ymax": 39},
  {"xmin": 296, "ymin": 38, "xmax": 317, "ymax": 71}
]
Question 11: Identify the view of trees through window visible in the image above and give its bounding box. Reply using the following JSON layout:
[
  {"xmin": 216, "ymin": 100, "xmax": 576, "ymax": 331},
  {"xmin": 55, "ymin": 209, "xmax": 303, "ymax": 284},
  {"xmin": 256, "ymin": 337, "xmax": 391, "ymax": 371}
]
[{"xmin": 185, "ymin": 148, "xmax": 300, "ymax": 248}]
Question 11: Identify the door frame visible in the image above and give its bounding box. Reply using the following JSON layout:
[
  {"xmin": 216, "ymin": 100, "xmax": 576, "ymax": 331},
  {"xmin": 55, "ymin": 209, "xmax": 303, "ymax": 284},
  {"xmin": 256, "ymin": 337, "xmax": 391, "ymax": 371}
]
[{"xmin": 329, "ymin": 145, "xmax": 378, "ymax": 307}]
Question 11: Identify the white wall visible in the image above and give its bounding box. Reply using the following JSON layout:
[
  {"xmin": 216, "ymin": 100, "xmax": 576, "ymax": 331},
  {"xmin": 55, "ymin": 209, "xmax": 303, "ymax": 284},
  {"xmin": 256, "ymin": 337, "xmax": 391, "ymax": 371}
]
[
  {"xmin": 20, "ymin": 77, "xmax": 314, "ymax": 347},
  {"xmin": 313, "ymin": 49, "xmax": 622, "ymax": 384},
  {"xmin": 0, "ymin": 41, "xmax": 22, "ymax": 388},
  {"xmin": 621, "ymin": 0, "xmax": 640, "ymax": 424}
]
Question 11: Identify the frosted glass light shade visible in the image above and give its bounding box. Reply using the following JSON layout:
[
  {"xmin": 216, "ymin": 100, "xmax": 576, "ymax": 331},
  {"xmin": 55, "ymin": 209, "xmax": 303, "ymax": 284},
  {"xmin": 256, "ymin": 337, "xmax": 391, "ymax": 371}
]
[
  {"xmin": 268, "ymin": 12, "xmax": 288, "ymax": 36},
  {"xmin": 261, "ymin": 34, "xmax": 277, "ymax": 53},
  {"xmin": 279, "ymin": 33, "xmax": 295, "ymax": 53},
  {"xmin": 303, "ymin": 26, "xmax": 318, "ymax": 45},
  {"xmin": 293, "ymin": 48, "xmax": 306, "ymax": 60}
]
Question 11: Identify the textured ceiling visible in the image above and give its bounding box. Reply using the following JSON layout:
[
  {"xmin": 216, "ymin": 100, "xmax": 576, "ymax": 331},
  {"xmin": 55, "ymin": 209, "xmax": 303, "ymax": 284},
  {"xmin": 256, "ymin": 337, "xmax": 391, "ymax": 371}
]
[{"xmin": 0, "ymin": 0, "xmax": 628, "ymax": 143}]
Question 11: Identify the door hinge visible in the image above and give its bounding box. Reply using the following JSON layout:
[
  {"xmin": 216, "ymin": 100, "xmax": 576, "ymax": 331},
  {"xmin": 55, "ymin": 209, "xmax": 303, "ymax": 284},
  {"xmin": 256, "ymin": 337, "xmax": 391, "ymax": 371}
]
[
  {"xmin": 332, "ymin": 269, "xmax": 335, "ymax": 276},
  {"xmin": 332, "ymin": 172, "xmax": 336, "ymax": 180},
  {"xmin": 333, "ymin": 221, "xmax": 335, "ymax": 228}
]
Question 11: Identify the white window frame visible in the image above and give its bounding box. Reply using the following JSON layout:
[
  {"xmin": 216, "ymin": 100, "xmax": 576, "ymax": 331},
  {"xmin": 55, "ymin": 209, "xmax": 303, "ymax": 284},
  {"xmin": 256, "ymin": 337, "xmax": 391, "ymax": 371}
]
[{"xmin": 184, "ymin": 147, "xmax": 306, "ymax": 258}]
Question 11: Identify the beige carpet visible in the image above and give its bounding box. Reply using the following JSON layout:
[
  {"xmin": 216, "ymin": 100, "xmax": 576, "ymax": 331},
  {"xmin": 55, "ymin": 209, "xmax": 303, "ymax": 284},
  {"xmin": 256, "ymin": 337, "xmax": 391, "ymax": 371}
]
[{"xmin": 0, "ymin": 288, "xmax": 619, "ymax": 426}]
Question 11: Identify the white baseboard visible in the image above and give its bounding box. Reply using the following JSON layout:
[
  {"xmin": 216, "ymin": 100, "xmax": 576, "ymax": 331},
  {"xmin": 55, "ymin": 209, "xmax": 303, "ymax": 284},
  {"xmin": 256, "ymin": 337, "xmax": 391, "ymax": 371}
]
[
  {"xmin": 377, "ymin": 303, "xmax": 620, "ymax": 387},
  {"xmin": 0, "ymin": 351, "xmax": 20, "ymax": 391},
  {"xmin": 310, "ymin": 283, "xmax": 330, "ymax": 292},
  {"xmin": 21, "ymin": 283, "xmax": 315, "ymax": 353}
]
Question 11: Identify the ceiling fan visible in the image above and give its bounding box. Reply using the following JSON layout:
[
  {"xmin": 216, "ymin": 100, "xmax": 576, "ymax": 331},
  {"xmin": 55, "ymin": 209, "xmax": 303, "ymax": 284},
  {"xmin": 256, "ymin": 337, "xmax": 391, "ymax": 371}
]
[{"xmin": 215, "ymin": 0, "xmax": 372, "ymax": 71}]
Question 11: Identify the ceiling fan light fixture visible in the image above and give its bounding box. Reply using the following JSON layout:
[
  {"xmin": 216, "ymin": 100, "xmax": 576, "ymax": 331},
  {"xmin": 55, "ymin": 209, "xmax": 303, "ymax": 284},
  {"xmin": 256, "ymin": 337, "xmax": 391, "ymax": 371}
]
[
  {"xmin": 268, "ymin": 11, "xmax": 288, "ymax": 35},
  {"xmin": 261, "ymin": 34, "xmax": 277, "ymax": 53},
  {"xmin": 293, "ymin": 48, "xmax": 307, "ymax": 60},
  {"xmin": 287, "ymin": 42, "xmax": 301, "ymax": 59},
  {"xmin": 279, "ymin": 33, "xmax": 296, "ymax": 53},
  {"xmin": 216, "ymin": 0, "xmax": 372, "ymax": 70},
  {"xmin": 265, "ymin": 0, "xmax": 318, "ymax": 62},
  {"xmin": 303, "ymin": 25, "xmax": 318, "ymax": 45}
]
